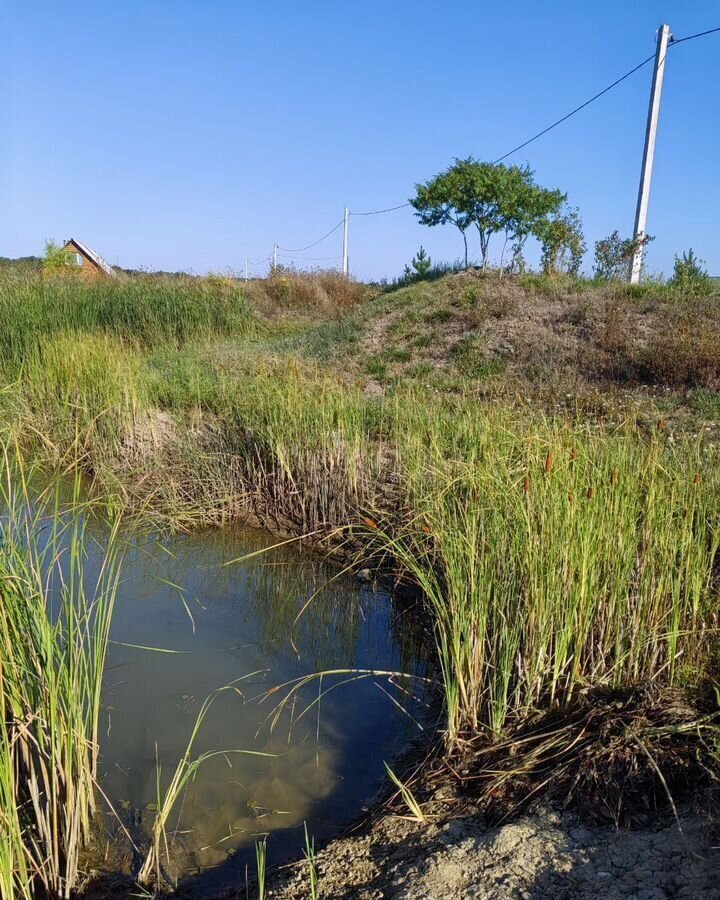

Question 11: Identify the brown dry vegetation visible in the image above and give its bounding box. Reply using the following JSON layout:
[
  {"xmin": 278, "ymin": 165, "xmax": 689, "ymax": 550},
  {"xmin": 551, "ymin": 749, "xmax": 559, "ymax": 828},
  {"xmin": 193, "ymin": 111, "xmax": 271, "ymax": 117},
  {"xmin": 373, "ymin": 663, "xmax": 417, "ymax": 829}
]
[
  {"xmin": 246, "ymin": 266, "xmax": 371, "ymax": 317},
  {"xmin": 357, "ymin": 271, "xmax": 720, "ymax": 410}
]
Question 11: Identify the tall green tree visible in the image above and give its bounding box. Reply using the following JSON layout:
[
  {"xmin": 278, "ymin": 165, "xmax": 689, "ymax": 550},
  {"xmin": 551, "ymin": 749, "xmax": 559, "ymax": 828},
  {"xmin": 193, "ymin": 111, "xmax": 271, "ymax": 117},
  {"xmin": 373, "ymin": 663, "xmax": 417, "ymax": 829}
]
[
  {"xmin": 411, "ymin": 159, "xmax": 565, "ymax": 270},
  {"xmin": 498, "ymin": 166, "xmax": 566, "ymax": 269},
  {"xmin": 411, "ymin": 169, "xmax": 471, "ymax": 267}
]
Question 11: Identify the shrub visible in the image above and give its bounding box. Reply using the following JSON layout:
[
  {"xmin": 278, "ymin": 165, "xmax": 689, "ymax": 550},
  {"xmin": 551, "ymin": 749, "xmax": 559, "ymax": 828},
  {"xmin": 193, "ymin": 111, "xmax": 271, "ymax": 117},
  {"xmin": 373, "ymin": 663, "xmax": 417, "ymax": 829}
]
[
  {"xmin": 668, "ymin": 249, "xmax": 713, "ymax": 297},
  {"xmin": 536, "ymin": 206, "xmax": 586, "ymax": 276},
  {"xmin": 593, "ymin": 231, "xmax": 653, "ymax": 282},
  {"xmin": 402, "ymin": 246, "xmax": 432, "ymax": 282}
]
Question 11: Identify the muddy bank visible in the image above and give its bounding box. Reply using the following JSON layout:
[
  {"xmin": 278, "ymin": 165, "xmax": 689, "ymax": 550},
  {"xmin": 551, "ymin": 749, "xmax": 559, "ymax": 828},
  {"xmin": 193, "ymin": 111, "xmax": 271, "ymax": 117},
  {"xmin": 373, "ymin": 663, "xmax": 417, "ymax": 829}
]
[{"xmin": 263, "ymin": 807, "xmax": 719, "ymax": 899}]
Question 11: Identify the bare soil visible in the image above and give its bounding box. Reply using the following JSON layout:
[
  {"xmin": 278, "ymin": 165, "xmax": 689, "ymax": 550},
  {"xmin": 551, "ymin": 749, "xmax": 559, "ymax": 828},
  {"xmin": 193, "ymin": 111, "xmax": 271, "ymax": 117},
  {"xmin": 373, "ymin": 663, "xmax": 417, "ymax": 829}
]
[{"xmin": 265, "ymin": 808, "xmax": 719, "ymax": 899}]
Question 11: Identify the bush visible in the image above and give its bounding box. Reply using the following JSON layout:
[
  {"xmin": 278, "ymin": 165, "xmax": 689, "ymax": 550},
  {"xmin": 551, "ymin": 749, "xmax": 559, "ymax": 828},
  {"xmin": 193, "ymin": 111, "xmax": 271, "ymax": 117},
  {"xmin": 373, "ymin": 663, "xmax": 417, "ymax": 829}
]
[
  {"xmin": 668, "ymin": 249, "xmax": 713, "ymax": 297},
  {"xmin": 593, "ymin": 231, "xmax": 653, "ymax": 282}
]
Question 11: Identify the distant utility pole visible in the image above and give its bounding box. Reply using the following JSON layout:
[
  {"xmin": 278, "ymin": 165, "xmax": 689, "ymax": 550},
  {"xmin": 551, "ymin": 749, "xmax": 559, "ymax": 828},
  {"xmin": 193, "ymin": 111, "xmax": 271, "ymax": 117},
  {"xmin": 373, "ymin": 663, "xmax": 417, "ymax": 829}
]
[
  {"xmin": 272, "ymin": 243, "xmax": 278, "ymax": 271},
  {"xmin": 342, "ymin": 207, "xmax": 349, "ymax": 277},
  {"xmin": 631, "ymin": 23, "xmax": 672, "ymax": 284},
  {"xmin": 244, "ymin": 258, "xmax": 249, "ymax": 281}
]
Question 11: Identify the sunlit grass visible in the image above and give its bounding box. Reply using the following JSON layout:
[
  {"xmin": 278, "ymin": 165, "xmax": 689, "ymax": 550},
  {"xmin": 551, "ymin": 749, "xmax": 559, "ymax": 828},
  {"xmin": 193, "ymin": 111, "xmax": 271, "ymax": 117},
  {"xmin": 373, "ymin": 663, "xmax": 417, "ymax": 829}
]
[{"xmin": 0, "ymin": 447, "xmax": 122, "ymax": 899}]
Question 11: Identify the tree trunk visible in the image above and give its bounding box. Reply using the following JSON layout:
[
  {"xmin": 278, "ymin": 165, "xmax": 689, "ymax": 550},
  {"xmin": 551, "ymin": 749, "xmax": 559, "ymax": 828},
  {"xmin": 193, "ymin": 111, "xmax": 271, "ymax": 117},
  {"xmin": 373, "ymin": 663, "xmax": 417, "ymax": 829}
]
[{"xmin": 499, "ymin": 232, "xmax": 509, "ymax": 277}]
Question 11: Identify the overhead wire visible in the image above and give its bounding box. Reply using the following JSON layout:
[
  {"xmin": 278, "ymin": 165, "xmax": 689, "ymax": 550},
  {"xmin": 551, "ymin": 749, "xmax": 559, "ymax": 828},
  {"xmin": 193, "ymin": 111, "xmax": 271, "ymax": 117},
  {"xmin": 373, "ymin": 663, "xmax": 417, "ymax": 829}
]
[
  {"xmin": 277, "ymin": 218, "xmax": 345, "ymax": 252},
  {"xmin": 252, "ymin": 24, "xmax": 720, "ymax": 254},
  {"xmin": 671, "ymin": 24, "xmax": 720, "ymax": 45},
  {"xmin": 278, "ymin": 253, "xmax": 342, "ymax": 261},
  {"xmin": 491, "ymin": 52, "xmax": 657, "ymax": 163},
  {"xmin": 350, "ymin": 29, "xmax": 720, "ymax": 216},
  {"xmin": 352, "ymin": 202, "xmax": 410, "ymax": 216}
]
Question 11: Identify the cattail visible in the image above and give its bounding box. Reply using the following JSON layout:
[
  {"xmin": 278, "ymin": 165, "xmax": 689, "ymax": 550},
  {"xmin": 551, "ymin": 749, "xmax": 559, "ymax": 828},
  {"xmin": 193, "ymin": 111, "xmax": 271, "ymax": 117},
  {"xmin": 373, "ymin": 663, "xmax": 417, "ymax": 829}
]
[
  {"xmin": 587, "ymin": 486, "xmax": 594, "ymax": 500},
  {"xmin": 545, "ymin": 451, "xmax": 553, "ymax": 474},
  {"xmin": 694, "ymin": 472, "xmax": 701, "ymax": 485},
  {"xmin": 571, "ymin": 448, "xmax": 578, "ymax": 463},
  {"xmin": 568, "ymin": 491, "xmax": 574, "ymax": 503},
  {"xmin": 610, "ymin": 469, "xmax": 618, "ymax": 486},
  {"xmin": 523, "ymin": 476, "xmax": 531, "ymax": 495}
]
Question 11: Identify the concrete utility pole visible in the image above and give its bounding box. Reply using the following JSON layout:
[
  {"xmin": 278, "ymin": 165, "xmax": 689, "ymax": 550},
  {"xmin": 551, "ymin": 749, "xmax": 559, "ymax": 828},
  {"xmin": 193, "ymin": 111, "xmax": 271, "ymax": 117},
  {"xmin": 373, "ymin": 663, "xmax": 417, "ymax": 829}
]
[
  {"xmin": 272, "ymin": 243, "xmax": 278, "ymax": 271},
  {"xmin": 342, "ymin": 207, "xmax": 349, "ymax": 277},
  {"xmin": 631, "ymin": 23, "xmax": 672, "ymax": 284}
]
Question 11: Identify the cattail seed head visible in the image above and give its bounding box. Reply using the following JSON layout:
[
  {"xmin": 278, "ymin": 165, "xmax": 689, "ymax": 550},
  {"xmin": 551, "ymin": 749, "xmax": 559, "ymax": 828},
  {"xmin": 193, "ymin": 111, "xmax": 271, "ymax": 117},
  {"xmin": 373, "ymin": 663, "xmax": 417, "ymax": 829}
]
[
  {"xmin": 587, "ymin": 486, "xmax": 594, "ymax": 500},
  {"xmin": 523, "ymin": 476, "xmax": 531, "ymax": 495},
  {"xmin": 571, "ymin": 448, "xmax": 578, "ymax": 462},
  {"xmin": 545, "ymin": 451, "xmax": 553, "ymax": 474},
  {"xmin": 693, "ymin": 472, "xmax": 701, "ymax": 485},
  {"xmin": 568, "ymin": 491, "xmax": 574, "ymax": 503},
  {"xmin": 611, "ymin": 469, "xmax": 618, "ymax": 486}
]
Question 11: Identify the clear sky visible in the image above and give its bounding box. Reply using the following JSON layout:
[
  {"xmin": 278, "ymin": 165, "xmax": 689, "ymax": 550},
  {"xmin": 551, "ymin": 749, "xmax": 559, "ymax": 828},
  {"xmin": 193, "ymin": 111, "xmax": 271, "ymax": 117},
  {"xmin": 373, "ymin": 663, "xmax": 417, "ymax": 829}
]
[{"xmin": 3, "ymin": 2, "xmax": 719, "ymax": 280}]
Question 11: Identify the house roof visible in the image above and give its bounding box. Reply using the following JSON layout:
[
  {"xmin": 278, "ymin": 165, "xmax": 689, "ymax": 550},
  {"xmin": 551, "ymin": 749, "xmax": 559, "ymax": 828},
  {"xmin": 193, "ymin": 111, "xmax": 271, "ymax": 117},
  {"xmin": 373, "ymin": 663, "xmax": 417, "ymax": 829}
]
[{"xmin": 63, "ymin": 238, "xmax": 117, "ymax": 277}]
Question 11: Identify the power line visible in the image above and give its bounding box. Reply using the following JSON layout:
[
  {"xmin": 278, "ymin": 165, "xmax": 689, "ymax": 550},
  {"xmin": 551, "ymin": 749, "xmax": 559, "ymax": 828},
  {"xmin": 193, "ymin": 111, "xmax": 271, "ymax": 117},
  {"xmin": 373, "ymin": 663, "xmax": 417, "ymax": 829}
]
[
  {"xmin": 352, "ymin": 202, "xmax": 410, "ymax": 216},
  {"xmin": 351, "ymin": 28, "xmax": 720, "ymax": 216},
  {"xmin": 349, "ymin": 52, "xmax": 658, "ymax": 213},
  {"xmin": 672, "ymin": 24, "xmax": 720, "ymax": 45},
  {"xmin": 278, "ymin": 218, "xmax": 344, "ymax": 252},
  {"xmin": 252, "ymin": 23, "xmax": 720, "ymax": 260},
  {"xmin": 492, "ymin": 52, "xmax": 657, "ymax": 164},
  {"xmin": 278, "ymin": 253, "xmax": 343, "ymax": 261}
]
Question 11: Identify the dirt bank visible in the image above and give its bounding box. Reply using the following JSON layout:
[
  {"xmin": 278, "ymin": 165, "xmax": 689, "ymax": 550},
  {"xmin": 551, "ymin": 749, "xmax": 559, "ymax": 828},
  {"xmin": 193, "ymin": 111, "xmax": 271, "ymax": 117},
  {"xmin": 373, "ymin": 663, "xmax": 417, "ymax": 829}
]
[{"xmin": 264, "ymin": 807, "xmax": 719, "ymax": 899}]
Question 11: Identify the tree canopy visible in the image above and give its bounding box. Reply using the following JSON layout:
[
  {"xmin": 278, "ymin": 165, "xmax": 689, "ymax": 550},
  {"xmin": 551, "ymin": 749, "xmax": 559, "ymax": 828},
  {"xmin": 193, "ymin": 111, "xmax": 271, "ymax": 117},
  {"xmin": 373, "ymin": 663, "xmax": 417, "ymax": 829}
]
[{"xmin": 410, "ymin": 159, "xmax": 566, "ymax": 269}]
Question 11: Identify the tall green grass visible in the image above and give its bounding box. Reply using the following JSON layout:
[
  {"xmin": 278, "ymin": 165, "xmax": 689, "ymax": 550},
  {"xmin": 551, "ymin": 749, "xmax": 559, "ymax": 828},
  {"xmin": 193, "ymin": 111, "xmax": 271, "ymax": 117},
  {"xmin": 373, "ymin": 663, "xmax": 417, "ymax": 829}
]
[
  {"xmin": 1, "ymin": 270, "xmax": 719, "ymax": 758},
  {"xmin": 0, "ymin": 272, "xmax": 255, "ymax": 372},
  {"xmin": 382, "ymin": 406, "xmax": 720, "ymax": 741},
  {"xmin": 0, "ymin": 451, "xmax": 122, "ymax": 899}
]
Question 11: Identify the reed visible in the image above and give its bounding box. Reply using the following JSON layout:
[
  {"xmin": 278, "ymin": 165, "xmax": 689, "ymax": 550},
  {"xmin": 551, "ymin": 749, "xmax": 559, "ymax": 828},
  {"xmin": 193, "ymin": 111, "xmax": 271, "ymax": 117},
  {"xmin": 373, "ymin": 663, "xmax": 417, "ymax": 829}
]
[
  {"xmin": 0, "ymin": 447, "xmax": 122, "ymax": 899},
  {"xmin": 1, "ymin": 269, "xmax": 719, "ymax": 763},
  {"xmin": 377, "ymin": 406, "xmax": 720, "ymax": 742},
  {"xmin": 303, "ymin": 822, "xmax": 320, "ymax": 900},
  {"xmin": 0, "ymin": 271, "xmax": 255, "ymax": 372},
  {"xmin": 138, "ymin": 683, "xmax": 275, "ymax": 889}
]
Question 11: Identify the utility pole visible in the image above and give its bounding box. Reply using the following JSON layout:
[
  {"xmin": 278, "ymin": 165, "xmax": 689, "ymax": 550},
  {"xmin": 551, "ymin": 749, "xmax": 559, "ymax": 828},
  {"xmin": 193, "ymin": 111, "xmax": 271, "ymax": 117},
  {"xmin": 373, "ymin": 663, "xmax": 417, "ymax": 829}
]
[
  {"xmin": 244, "ymin": 258, "xmax": 248, "ymax": 281},
  {"xmin": 272, "ymin": 243, "xmax": 278, "ymax": 271},
  {"xmin": 631, "ymin": 23, "xmax": 672, "ymax": 284},
  {"xmin": 342, "ymin": 207, "xmax": 349, "ymax": 277}
]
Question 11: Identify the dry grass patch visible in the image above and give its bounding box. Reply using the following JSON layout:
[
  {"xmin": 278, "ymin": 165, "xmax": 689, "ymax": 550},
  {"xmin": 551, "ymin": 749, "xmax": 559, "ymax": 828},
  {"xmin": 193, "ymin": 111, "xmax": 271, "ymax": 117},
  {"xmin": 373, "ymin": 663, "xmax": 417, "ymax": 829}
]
[{"xmin": 249, "ymin": 267, "xmax": 371, "ymax": 316}]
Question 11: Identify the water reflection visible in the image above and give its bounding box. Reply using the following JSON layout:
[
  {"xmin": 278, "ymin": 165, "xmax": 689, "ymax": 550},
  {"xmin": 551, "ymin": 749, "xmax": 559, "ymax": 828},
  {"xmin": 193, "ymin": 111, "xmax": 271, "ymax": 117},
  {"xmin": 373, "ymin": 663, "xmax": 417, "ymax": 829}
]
[{"xmin": 94, "ymin": 525, "xmax": 426, "ymax": 890}]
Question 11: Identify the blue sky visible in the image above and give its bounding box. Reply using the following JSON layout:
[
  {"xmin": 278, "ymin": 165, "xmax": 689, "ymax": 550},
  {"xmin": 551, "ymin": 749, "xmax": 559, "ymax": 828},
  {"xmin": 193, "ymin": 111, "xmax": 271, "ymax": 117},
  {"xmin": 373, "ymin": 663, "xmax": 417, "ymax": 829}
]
[{"xmin": 3, "ymin": 2, "xmax": 719, "ymax": 280}]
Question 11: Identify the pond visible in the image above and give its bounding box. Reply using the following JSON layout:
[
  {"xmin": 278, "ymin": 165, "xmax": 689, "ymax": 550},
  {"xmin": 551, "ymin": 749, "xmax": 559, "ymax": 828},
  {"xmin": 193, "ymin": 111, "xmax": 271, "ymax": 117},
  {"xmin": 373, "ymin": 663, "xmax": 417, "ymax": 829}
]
[{"xmin": 94, "ymin": 525, "xmax": 427, "ymax": 892}]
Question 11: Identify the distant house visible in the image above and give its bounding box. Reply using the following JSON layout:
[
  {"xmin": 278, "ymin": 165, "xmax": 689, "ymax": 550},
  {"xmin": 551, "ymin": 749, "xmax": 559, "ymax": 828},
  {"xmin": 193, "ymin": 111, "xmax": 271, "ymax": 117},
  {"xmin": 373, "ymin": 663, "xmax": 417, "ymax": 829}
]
[{"xmin": 61, "ymin": 238, "xmax": 117, "ymax": 278}]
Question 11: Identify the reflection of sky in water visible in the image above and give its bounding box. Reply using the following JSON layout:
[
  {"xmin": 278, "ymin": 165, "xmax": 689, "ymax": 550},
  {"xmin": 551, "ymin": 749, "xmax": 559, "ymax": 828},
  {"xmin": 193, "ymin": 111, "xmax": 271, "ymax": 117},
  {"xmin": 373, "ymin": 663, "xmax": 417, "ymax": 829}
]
[{"xmin": 93, "ymin": 525, "xmax": 426, "ymax": 890}]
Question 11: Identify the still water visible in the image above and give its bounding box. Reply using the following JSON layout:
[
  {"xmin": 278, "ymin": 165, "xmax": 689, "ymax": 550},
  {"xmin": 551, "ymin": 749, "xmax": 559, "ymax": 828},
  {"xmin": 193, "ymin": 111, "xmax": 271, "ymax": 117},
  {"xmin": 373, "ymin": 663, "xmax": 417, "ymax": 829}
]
[{"xmin": 96, "ymin": 525, "xmax": 426, "ymax": 890}]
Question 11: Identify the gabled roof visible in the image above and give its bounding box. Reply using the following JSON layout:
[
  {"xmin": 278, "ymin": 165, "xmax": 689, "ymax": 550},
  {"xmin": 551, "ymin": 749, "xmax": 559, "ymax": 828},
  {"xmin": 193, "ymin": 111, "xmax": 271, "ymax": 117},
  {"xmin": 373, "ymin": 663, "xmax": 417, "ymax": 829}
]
[{"xmin": 63, "ymin": 238, "xmax": 117, "ymax": 277}]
